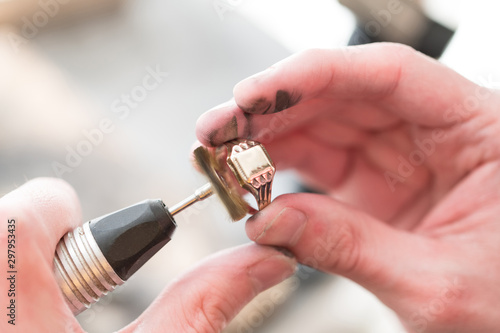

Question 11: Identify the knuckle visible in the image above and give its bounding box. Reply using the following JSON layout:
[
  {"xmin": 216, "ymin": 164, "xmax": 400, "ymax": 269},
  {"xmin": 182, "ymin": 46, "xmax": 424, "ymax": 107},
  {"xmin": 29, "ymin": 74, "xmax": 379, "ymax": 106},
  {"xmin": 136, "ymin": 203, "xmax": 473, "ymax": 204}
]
[
  {"xmin": 184, "ymin": 289, "xmax": 232, "ymax": 333},
  {"xmin": 379, "ymin": 43, "xmax": 415, "ymax": 96},
  {"xmin": 372, "ymin": 42, "xmax": 420, "ymax": 66}
]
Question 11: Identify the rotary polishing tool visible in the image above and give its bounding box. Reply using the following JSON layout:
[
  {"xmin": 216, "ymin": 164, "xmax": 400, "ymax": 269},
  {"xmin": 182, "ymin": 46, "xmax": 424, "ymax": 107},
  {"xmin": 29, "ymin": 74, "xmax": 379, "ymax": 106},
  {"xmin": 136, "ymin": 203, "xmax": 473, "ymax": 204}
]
[{"xmin": 54, "ymin": 140, "xmax": 275, "ymax": 315}]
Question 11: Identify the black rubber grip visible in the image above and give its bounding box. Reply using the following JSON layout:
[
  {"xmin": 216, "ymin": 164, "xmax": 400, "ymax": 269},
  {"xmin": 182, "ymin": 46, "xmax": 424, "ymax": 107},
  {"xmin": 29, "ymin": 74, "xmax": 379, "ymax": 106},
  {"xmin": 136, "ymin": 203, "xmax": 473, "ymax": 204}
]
[{"xmin": 89, "ymin": 199, "xmax": 177, "ymax": 281}]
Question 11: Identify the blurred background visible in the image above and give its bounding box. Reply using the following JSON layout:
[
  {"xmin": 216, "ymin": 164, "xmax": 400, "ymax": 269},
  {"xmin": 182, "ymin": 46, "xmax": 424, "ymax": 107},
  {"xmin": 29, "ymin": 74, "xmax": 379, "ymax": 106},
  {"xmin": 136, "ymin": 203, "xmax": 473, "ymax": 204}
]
[{"xmin": 1, "ymin": 0, "xmax": 499, "ymax": 332}]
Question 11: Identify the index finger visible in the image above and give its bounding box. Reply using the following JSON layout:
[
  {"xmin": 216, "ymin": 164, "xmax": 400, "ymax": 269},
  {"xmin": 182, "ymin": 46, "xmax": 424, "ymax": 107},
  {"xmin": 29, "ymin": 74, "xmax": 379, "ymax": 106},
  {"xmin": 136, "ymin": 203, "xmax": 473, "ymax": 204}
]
[
  {"xmin": 125, "ymin": 244, "xmax": 296, "ymax": 333},
  {"xmin": 196, "ymin": 43, "xmax": 483, "ymax": 146}
]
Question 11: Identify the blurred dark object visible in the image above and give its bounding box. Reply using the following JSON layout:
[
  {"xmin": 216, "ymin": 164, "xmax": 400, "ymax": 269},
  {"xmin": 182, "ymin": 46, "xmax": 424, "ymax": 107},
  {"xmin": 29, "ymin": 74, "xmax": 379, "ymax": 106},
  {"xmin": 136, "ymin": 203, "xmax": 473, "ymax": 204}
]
[{"xmin": 340, "ymin": 0, "xmax": 455, "ymax": 58}]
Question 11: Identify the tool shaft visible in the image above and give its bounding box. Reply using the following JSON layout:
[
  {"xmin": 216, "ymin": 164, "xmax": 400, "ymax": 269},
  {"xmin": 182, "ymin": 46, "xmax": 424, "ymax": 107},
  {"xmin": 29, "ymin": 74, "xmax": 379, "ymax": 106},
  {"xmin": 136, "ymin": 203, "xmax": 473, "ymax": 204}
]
[{"xmin": 169, "ymin": 183, "xmax": 213, "ymax": 216}]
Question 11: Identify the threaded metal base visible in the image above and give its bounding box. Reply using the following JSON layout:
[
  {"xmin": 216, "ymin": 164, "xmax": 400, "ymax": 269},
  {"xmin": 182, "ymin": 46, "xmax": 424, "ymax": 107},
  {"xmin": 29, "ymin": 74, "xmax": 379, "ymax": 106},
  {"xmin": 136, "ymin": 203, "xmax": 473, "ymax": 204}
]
[{"xmin": 54, "ymin": 222, "xmax": 124, "ymax": 315}]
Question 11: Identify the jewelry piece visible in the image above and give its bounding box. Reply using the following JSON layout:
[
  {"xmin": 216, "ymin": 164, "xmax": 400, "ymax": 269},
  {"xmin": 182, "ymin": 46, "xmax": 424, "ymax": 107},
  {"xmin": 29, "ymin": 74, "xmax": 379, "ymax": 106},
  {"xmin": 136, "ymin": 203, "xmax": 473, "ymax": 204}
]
[
  {"xmin": 194, "ymin": 139, "xmax": 276, "ymax": 221},
  {"xmin": 225, "ymin": 140, "xmax": 276, "ymax": 210},
  {"xmin": 194, "ymin": 145, "xmax": 249, "ymax": 221}
]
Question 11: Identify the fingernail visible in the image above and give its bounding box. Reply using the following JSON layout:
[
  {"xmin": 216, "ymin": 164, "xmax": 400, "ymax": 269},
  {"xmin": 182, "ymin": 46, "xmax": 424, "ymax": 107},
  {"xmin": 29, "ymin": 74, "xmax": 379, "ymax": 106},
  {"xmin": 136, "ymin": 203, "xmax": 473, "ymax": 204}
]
[
  {"xmin": 238, "ymin": 97, "xmax": 272, "ymax": 114},
  {"xmin": 274, "ymin": 90, "xmax": 302, "ymax": 113},
  {"xmin": 255, "ymin": 208, "xmax": 307, "ymax": 246},
  {"xmin": 249, "ymin": 254, "xmax": 296, "ymax": 291}
]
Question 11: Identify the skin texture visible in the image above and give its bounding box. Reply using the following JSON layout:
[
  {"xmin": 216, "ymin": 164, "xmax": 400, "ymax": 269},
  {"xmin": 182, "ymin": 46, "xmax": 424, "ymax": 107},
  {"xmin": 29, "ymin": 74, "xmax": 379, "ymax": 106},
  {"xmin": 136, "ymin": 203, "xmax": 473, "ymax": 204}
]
[
  {"xmin": 195, "ymin": 43, "xmax": 500, "ymax": 332},
  {"xmin": 0, "ymin": 178, "xmax": 296, "ymax": 333}
]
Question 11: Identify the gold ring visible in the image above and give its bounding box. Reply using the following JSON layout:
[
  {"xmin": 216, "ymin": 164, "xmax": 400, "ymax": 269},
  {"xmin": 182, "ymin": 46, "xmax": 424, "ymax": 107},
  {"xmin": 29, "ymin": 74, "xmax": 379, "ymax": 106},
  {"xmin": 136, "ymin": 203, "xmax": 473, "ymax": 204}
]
[{"xmin": 225, "ymin": 140, "xmax": 275, "ymax": 210}]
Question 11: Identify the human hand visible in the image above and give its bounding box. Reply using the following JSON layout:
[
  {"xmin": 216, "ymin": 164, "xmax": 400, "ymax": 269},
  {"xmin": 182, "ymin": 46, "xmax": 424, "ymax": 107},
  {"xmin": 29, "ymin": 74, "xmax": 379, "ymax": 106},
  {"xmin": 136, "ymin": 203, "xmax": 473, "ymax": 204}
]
[
  {"xmin": 196, "ymin": 43, "xmax": 500, "ymax": 332},
  {"xmin": 0, "ymin": 178, "xmax": 296, "ymax": 332}
]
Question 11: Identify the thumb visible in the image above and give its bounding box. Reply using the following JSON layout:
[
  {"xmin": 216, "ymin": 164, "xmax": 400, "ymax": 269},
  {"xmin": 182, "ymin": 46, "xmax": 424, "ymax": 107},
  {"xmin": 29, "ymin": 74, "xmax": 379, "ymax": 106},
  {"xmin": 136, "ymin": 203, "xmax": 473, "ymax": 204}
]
[
  {"xmin": 0, "ymin": 178, "xmax": 83, "ymax": 332},
  {"xmin": 0, "ymin": 177, "xmax": 82, "ymax": 259},
  {"xmin": 246, "ymin": 193, "xmax": 437, "ymax": 294}
]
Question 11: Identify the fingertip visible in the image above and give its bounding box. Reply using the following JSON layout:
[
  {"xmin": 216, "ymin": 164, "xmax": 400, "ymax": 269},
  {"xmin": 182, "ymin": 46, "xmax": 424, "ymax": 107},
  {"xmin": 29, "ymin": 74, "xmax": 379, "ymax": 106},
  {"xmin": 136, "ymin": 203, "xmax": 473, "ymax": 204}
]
[
  {"xmin": 0, "ymin": 177, "xmax": 82, "ymax": 252},
  {"xmin": 247, "ymin": 199, "xmax": 309, "ymax": 250},
  {"xmin": 195, "ymin": 100, "xmax": 248, "ymax": 146},
  {"xmin": 234, "ymin": 49, "xmax": 335, "ymax": 115},
  {"xmin": 5, "ymin": 177, "xmax": 81, "ymax": 219},
  {"xmin": 233, "ymin": 67, "xmax": 277, "ymax": 115},
  {"xmin": 245, "ymin": 196, "xmax": 292, "ymax": 240},
  {"xmin": 245, "ymin": 213, "xmax": 261, "ymax": 241},
  {"xmin": 195, "ymin": 108, "xmax": 220, "ymax": 146}
]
